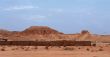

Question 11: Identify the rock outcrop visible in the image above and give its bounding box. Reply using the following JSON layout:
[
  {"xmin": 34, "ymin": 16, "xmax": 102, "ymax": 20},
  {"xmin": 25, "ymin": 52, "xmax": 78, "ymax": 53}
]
[
  {"xmin": 21, "ymin": 26, "xmax": 63, "ymax": 35},
  {"xmin": 0, "ymin": 26, "xmax": 110, "ymax": 42}
]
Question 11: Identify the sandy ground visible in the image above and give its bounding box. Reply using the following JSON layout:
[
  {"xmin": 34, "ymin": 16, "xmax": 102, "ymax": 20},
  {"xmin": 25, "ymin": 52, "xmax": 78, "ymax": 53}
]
[{"xmin": 0, "ymin": 45, "xmax": 110, "ymax": 57}]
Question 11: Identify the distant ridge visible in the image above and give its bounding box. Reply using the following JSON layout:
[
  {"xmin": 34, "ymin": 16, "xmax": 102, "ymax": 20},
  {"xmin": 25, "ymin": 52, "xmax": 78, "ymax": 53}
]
[{"xmin": 0, "ymin": 26, "xmax": 110, "ymax": 42}]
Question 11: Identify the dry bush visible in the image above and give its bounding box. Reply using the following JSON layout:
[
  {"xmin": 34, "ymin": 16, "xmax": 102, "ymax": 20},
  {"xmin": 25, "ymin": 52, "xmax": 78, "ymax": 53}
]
[
  {"xmin": 20, "ymin": 46, "xmax": 25, "ymax": 50},
  {"xmin": 91, "ymin": 50, "xmax": 98, "ymax": 52},
  {"xmin": 0, "ymin": 48, "xmax": 6, "ymax": 51},
  {"xmin": 93, "ymin": 56, "xmax": 98, "ymax": 57},
  {"xmin": 12, "ymin": 48, "xmax": 19, "ymax": 50},
  {"xmin": 78, "ymin": 47, "xmax": 81, "ymax": 49},
  {"xmin": 11, "ymin": 48, "xmax": 16, "ymax": 50},
  {"xmin": 24, "ymin": 48, "xmax": 30, "ymax": 51},
  {"xmin": 86, "ymin": 48, "xmax": 90, "ymax": 51},
  {"xmin": 0, "ymin": 46, "xmax": 6, "ymax": 51},
  {"xmin": 63, "ymin": 47, "xmax": 74, "ymax": 51},
  {"xmin": 18, "ymin": 46, "xmax": 30, "ymax": 51},
  {"xmin": 45, "ymin": 46, "xmax": 49, "ymax": 50},
  {"xmin": 92, "ymin": 44, "xmax": 96, "ymax": 47},
  {"xmin": 34, "ymin": 46, "xmax": 38, "ymax": 49},
  {"xmin": 57, "ymin": 46, "xmax": 61, "ymax": 48},
  {"xmin": 11, "ymin": 46, "xmax": 18, "ymax": 51},
  {"xmin": 91, "ymin": 50, "xmax": 94, "ymax": 52},
  {"xmin": 98, "ymin": 48, "xmax": 104, "ymax": 51},
  {"xmin": 99, "ymin": 46, "xmax": 103, "ymax": 48},
  {"xmin": 24, "ymin": 46, "xmax": 30, "ymax": 51}
]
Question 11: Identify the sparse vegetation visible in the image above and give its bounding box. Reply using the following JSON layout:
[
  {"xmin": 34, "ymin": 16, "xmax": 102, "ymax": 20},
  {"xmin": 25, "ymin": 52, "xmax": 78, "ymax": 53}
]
[
  {"xmin": 86, "ymin": 48, "xmax": 90, "ymax": 51},
  {"xmin": 92, "ymin": 44, "xmax": 96, "ymax": 47},
  {"xmin": 93, "ymin": 56, "xmax": 98, "ymax": 57},
  {"xmin": 1, "ymin": 48, "xmax": 6, "ymax": 51},
  {"xmin": 78, "ymin": 47, "xmax": 81, "ymax": 49},
  {"xmin": 63, "ymin": 47, "xmax": 74, "ymax": 51},
  {"xmin": 34, "ymin": 46, "xmax": 38, "ymax": 49},
  {"xmin": 58, "ymin": 46, "xmax": 61, "ymax": 48},
  {"xmin": 12, "ymin": 48, "xmax": 16, "ymax": 50},
  {"xmin": 45, "ymin": 46, "xmax": 49, "ymax": 50},
  {"xmin": 98, "ymin": 48, "xmax": 104, "ymax": 51},
  {"xmin": 24, "ymin": 48, "xmax": 30, "ymax": 51},
  {"xmin": 20, "ymin": 46, "xmax": 25, "ymax": 50}
]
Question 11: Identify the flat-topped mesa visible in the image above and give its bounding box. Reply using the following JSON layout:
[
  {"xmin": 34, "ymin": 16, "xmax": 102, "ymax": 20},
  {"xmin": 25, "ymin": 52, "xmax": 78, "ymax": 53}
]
[{"xmin": 21, "ymin": 26, "xmax": 63, "ymax": 35}]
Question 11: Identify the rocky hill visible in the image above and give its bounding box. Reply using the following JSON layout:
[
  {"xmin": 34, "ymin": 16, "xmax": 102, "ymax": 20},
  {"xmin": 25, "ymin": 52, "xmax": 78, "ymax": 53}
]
[
  {"xmin": 0, "ymin": 26, "xmax": 110, "ymax": 42},
  {"xmin": 0, "ymin": 26, "xmax": 64, "ymax": 41},
  {"xmin": 0, "ymin": 29, "xmax": 12, "ymax": 38},
  {"xmin": 21, "ymin": 26, "xmax": 63, "ymax": 35}
]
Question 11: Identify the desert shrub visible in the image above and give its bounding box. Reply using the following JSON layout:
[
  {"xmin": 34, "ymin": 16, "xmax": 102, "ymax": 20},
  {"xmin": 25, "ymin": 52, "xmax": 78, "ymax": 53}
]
[
  {"xmin": 34, "ymin": 46, "xmax": 38, "ymax": 49},
  {"xmin": 12, "ymin": 47, "xmax": 19, "ymax": 51},
  {"xmin": 1, "ymin": 48, "xmax": 6, "ymax": 51},
  {"xmin": 45, "ymin": 46, "xmax": 49, "ymax": 50},
  {"xmin": 78, "ymin": 47, "xmax": 81, "ymax": 49},
  {"xmin": 93, "ymin": 56, "xmax": 98, "ymax": 57},
  {"xmin": 58, "ymin": 46, "xmax": 61, "ymax": 48},
  {"xmin": 24, "ymin": 48, "xmax": 30, "ymax": 51},
  {"xmin": 86, "ymin": 48, "xmax": 90, "ymax": 51},
  {"xmin": 64, "ymin": 47, "xmax": 74, "ymax": 51},
  {"xmin": 14, "ymin": 47, "xmax": 20, "ymax": 50},
  {"xmin": 91, "ymin": 50, "xmax": 94, "ymax": 52},
  {"xmin": 98, "ymin": 48, "xmax": 104, "ymax": 51},
  {"xmin": 92, "ymin": 44, "xmax": 96, "ymax": 47},
  {"xmin": 63, "ymin": 45, "xmax": 67, "ymax": 47},
  {"xmin": 99, "ymin": 46, "xmax": 103, "ymax": 48},
  {"xmin": 24, "ymin": 46, "xmax": 30, "ymax": 51},
  {"xmin": 20, "ymin": 46, "xmax": 25, "ymax": 50},
  {"xmin": 12, "ymin": 48, "xmax": 16, "ymax": 50}
]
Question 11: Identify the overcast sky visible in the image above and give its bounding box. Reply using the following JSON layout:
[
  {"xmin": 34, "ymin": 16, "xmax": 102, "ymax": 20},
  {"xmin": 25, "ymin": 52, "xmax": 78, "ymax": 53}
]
[{"xmin": 0, "ymin": 0, "xmax": 110, "ymax": 34}]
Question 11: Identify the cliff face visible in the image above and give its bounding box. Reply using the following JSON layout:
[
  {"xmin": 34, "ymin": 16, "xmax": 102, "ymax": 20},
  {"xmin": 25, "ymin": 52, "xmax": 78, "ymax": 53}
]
[{"xmin": 0, "ymin": 26, "xmax": 110, "ymax": 42}]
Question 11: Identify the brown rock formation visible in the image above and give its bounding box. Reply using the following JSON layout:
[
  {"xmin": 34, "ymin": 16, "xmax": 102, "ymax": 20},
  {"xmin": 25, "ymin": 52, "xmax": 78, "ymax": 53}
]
[
  {"xmin": 21, "ymin": 26, "xmax": 63, "ymax": 35},
  {"xmin": 0, "ymin": 26, "xmax": 110, "ymax": 42}
]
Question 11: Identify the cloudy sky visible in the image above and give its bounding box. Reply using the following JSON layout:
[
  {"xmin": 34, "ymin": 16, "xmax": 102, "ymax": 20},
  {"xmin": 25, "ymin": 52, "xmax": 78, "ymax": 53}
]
[{"xmin": 0, "ymin": 0, "xmax": 110, "ymax": 34}]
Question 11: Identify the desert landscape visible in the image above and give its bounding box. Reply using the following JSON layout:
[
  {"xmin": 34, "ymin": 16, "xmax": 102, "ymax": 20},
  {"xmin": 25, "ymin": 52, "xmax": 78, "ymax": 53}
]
[
  {"xmin": 0, "ymin": 26, "xmax": 110, "ymax": 57},
  {"xmin": 1, "ymin": 0, "xmax": 110, "ymax": 57},
  {"xmin": 0, "ymin": 45, "xmax": 110, "ymax": 57}
]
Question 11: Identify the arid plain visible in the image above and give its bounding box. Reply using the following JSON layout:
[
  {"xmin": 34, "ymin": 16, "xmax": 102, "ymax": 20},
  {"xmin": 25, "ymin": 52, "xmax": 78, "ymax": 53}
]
[{"xmin": 0, "ymin": 46, "xmax": 110, "ymax": 57}]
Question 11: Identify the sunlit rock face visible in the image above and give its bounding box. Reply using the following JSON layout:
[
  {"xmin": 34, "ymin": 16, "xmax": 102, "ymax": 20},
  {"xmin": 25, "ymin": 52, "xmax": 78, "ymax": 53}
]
[{"xmin": 21, "ymin": 26, "xmax": 63, "ymax": 35}]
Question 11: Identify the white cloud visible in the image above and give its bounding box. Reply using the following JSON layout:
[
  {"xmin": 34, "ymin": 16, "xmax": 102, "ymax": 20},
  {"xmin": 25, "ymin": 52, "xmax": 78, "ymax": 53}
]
[{"xmin": 4, "ymin": 5, "xmax": 39, "ymax": 11}]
